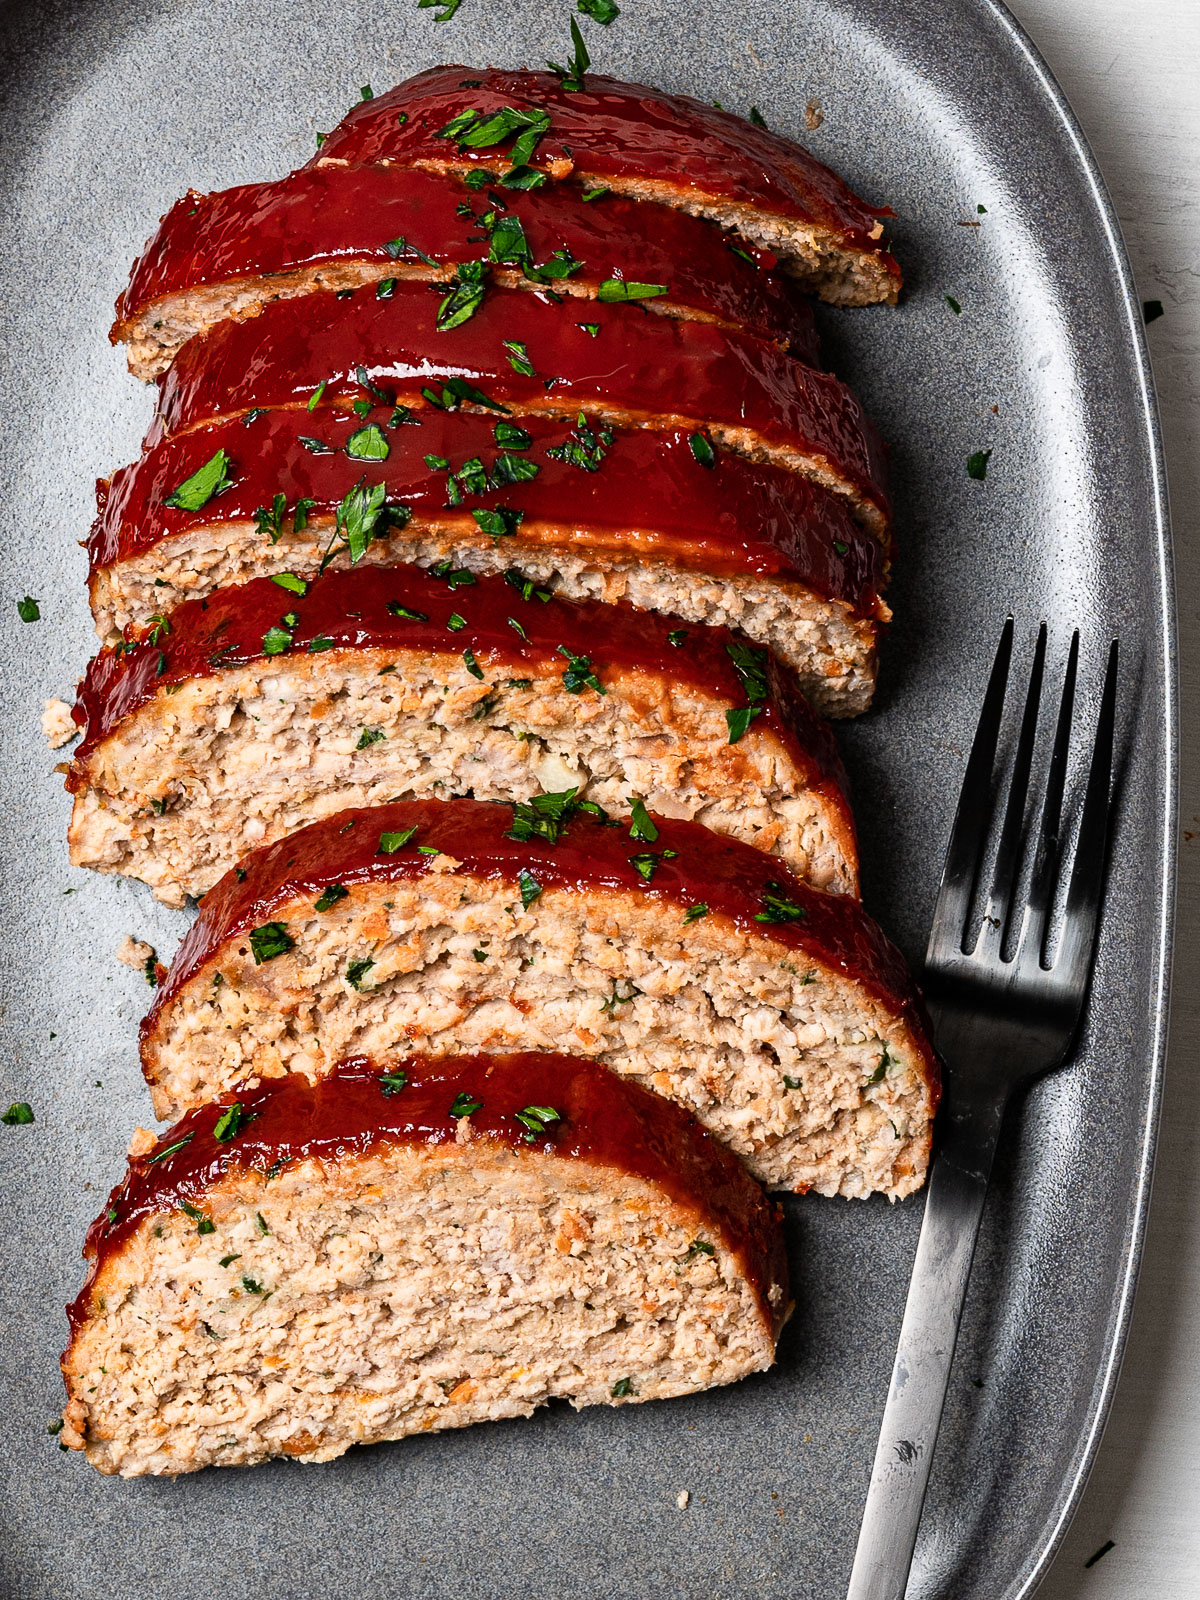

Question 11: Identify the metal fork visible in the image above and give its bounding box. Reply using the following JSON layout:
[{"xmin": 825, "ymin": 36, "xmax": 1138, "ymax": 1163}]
[{"xmin": 846, "ymin": 619, "xmax": 1120, "ymax": 1600}]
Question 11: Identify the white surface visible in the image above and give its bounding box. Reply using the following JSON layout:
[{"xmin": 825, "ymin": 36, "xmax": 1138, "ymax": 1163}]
[{"xmin": 1000, "ymin": 2, "xmax": 1200, "ymax": 1595}]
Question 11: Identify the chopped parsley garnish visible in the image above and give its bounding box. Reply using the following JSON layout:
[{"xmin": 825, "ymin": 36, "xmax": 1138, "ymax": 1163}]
[
  {"xmin": 416, "ymin": 0, "xmax": 462, "ymax": 19},
  {"xmin": 346, "ymin": 422, "xmax": 390, "ymax": 461},
  {"xmin": 472, "ymin": 947, "xmax": 488, "ymax": 962},
  {"xmin": 143, "ymin": 952, "xmax": 159, "ymax": 987},
  {"xmin": 308, "ymin": 634, "xmax": 334, "ymax": 653},
  {"xmin": 689, "ymin": 432, "xmax": 716, "ymax": 467},
  {"xmin": 507, "ymin": 615, "xmax": 527, "ymax": 639},
  {"xmin": 307, "ymin": 380, "xmax": 328, "ymax": 411},
  {"xmin": 428, "ymin": 560, "xmax": 477, "ymax": 589},
  {"xmin": 627, "ymin": 798, "xmax": 658, "ymax": 843},
  {"xmin": 271, "ymin": 573, "xmax": 308, "ymax": 595},
  {"xmin": 437, "ymin": 105, "xmax": 552, "ymax": 169},
  {"xmin": 462, "ymin": 647, "xmax": 484, "ymax": 679},
  {"xmin": 725, "ymin": 707, "xmax": 761, "ymax": 743},
  {"xmin": 601, "ymin": 979, "xmax": 642, "ymax": 1013},
  {"xmin": 754, "ymin": 884, "xmax": 807, "ymax": 924},
  {"xmin": 517, "ymin": 867, "xmax": 543, "ymax": 908},
  {"xmin": 629, "ymin": 852, "xmax": 662, "ymax": 883},
  {"xmin": 449, "ymin": 1092, "xmax": 483, "ymax": 1118},
  {"xmin": 783, "ymin": 1074, "xmax": 803, "ymax": 1091},
  {"xmin": 514, "ymin": 1104, "xmax": 561, "ymax": 1140},
  {"xmin": 16, "ymin": 596, "xmax": 40, "ymax": 623},
  {"xmin": 219, "ymin": 1253, "xmax": 241, "ymax": 1268},
  {"xmin": 611, "ymin": 1376, "xmax": 635, "ymax": 1398},
  {"xmin": 748, "ymin": 106, "xmax": 768, "ymax": 128},
  {"xmin": 683, "ymin": 903, "xmax": 709, "ymax": 924},
  {"xmin": 495, "ymin": 421, "xmax": 532, "ymax": 449},
  {"xmin": 507, "ymin": 789, "xmax": 581, "ymax": 845},
  {"xmin": 378, "ymin": 826, "xmax": 418, "ymax": 853},
  {"xmin": 502, "ymin": 338, "xmax": 536, "ymax": 377},
  {"xmin": 356, "ymin": 728, "xmax": 385, "ymax": 749},
  {"xmin": 422, "ymin": 376, "xmax": 509, "ymax": 412},
  {"xmin": 314, "ymin": 884, "xmax": 349, "ymax": 913},
  {"xmin": 146, "ymin": 1132, "xmax": 194, "ymax": 1164},
  {"xmin": 379, "ymin": 1068, "xmax": 408, "ymax": 1095},
  {"xmin": 581, "ymin": 185, "xmax": 609, "ymax": 201},
  {"xmin": 944, "ymin": 294, "xmax": 962, "ymax": 314},
  {"xmin": 578, "ymin": 0, "xmax": 619, "ymax": 20},
  {"xmin": 322, "ymin": 478, "xmax": 401, "ymax": 569},
  {"xmin": 548, "ymin": 17, "xmax": 591, "ymax": 92},
  {"xmin": 437, "ymin": 260, "xmax": 489, "ymax": 330},
  {"xmin": 834, "ymin": 540, "xmax": 849, "ymax": 556},
  {"xmin": 213, "ymin": 1101, "xmax": 253, "ymax": 1142},
  {"xmin": 164, "ymin": 449, "xmax": 234, "ymax": 511},
  {"xmin": 256, "ymin": 1212, "xmax": 270, "ymax": 1235},
  {"xmin": 490, "ymin": 452, "xmax": 540, "ymax": 485},
  {"xmin": 298, "ymin": 434, "xmax": 335, "ymax": 454},
  {"xmin": 387, "ymin": 602, "xmax": 429, "ymax": 621},
  {"xmin": 261, "ymin": 625, "xmax": 292, "ymax": 655},
  {"xmin": 2, "ymin": 1102, "xmax": 34, "ymax": 1125},
  {"xmin": 249, "ymin": 922, "xmax": 294, "ymax": 963},
  {"xmin": 686, "ymin": 1238, "xmax": 715, "ymax": 1260},
  {"xmin": 578, "ymin": 322, "xmax": 601, "ymax": 337},
  {"xmin": 180, "ymin": 1201, "xmax": 215, "ymax": 1235},
  {"xmin": 346, "ymin": 958, "xmax": 375, "ymax": 991},
  {"xmin": 967, "ymin": 449, "xmax": 992, "ymax": 480},
  {"xmin": 376, "ymin": 276, "xmax": 396, "ymax": 299},
  {"xmin": 597, "ymin": 278, "xmax": 668, "ymax": 302},
  {"xmin": 546, "ymin": 413, "xmax": 614, "ymax": 472},
  {"xmin": 384, "ymin": 234, "xmax": 438, "ymax": 267},
  {"xmin": 447, "ymin": 612, "xmax": 467, "ymax": 631},
  {"xmin": 359, "ymin": 84, "xmax": 373, "ymax": 100},
  {"xmin": 558, "ymin": 644, "xmax": 605, "ymax": 695},
  {"xmin": 241, "ymin": 1276, "xmax": 267, "ymax": 1296},
  {"xmin": 472, "ymin": 504, "xmax": 524, "ymax": 543},
  {"xmin": 504, "ymin": 567, "xmax": 552, "ymax": 602},
  {"xmin": 977, "ymin": 203, "xmax": 987, "ymax": 214}
]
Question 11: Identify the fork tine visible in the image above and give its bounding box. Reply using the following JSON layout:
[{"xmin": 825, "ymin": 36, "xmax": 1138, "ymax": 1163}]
[
  {"xmin": 976, "ymin": 623, "xmax": 1047, "ymax": 953},
  {"xmin": 1054, "ymin": 639, "xmax": 1119, "ymax": 987},
  {"xmin": 925, "ymin": 618, "xmax": 1014, "ymax": 965},
  {"xmin": 1016, "ymin": 631, "xmax": 1080, "ymax": 965}
]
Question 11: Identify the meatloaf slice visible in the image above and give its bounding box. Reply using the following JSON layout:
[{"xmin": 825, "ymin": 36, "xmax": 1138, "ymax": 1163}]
[
  {"xmin": 139, "ymin": 800, "xmax": 939, "ymax": 1197},
  {"xmin": 308, "ymin": 66, "xmax": 901, "ymax": 306},
  {"xmin": 113, "ymin": 167, "xmax": 819, "ymax": 381},
  {"xmin": 61, "ymin": 1053, "xmax": 788, "ymax": 1477},
  {"xmin": 88, "ymin": 412, "xmax": 887, "ymax": 710},
  {"xmin": 67, "ymin": 563, "xmax": 859, "ymax": 905},
  {"xmin": 149, "ymin": 282, "xmax": 889, "ymax": 538}
]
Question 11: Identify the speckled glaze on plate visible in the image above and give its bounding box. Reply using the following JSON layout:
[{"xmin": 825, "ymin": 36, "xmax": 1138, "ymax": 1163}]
[{"xmin": 0, "ymin": 2, "xmax": 1173, "ymax": 1597}]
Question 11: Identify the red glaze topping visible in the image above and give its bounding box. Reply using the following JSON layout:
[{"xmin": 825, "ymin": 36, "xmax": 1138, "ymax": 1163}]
[
  {"xmin": 90, "ymin": 410, "xmax": 886, "ymax": 613},
  {"xmin": 67, "ymin": 1054, "xmax": 789, "ymax": 1340},
  {"xmin": 308, "ymin": 66, "xmax": 898, "ymax": 273},
  {"xmin": 150, "ymin": 283, "xmax": 889, "ymax": 528},
  {"xmin": 115, "ymin": 166, "xmax": 818, "ymax": 360},
  {"xmin": 144, "ymin": 798, "xmax": 935, "ymax": 1065},
  {"xmin": 69, "ymin": 562, "xmax": 853, "ymax": 822}
]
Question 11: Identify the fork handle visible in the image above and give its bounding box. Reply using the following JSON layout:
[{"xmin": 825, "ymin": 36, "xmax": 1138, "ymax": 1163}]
[{"xmin": 845, "ymin": 1090, "xmax": 1008, "ymax": 1600}]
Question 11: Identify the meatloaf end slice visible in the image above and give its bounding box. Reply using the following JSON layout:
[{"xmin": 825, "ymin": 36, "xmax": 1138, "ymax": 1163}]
[
  {"xmin": 67, "ymin": 564, "xmax": 858, "ymax": 905},
  {"xmin": 139, "ymin": 800, "xmax": 939, "ymax": 1198},
  {"xmin": 61, "ymin": 1054, "xmax": 788, "ymax": 1477},
  {"xmin": 112, "ymin": 167, "xmax": 819, "ymax": 381},
  {"xmin": 88, "ymin": 414, "xmax": 887, "ymax": 713},
  {"xmin": 308, "ymin": 66, "xmax": 901, "ymax": 306}
]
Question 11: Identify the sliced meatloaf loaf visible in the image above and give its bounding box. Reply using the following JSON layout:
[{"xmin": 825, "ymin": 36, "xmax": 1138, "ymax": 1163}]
[
  {"xmin": 308, "ymin": 66, "xmax": 901, "ymax": 306},
  {"xmin": 61, "ymin": 1054, "xmax": 788, "ymax": 1477},
  {"xmin": 148, "ymin": 282, "xmax": 890, "ymax": 538},
  {"xmin": 139, "ymin": 799, "xmax": 939, "ymax": 1197},
  {"xmin": 113, "ymin": 167, "xmax": 819, "ymax": 381},
  {"xmin": 88, "ymin": 412, "xmax": 887, "ymax": 711},
  {"xmin": 66, "ymin": 562, "xmax": 859, "ymax": 905}
]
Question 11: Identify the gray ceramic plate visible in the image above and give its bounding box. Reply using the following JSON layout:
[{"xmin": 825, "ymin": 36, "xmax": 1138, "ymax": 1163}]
[{"xmin": 0, "ymin": 0, "xmax": 1174, "ymax": 1595}]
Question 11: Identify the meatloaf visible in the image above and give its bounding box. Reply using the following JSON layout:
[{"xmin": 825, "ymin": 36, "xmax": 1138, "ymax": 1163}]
[
  {"xmin": 66, "ymin": 562, "xmax": 859, "ymax": 905},
  {"xmin": 112, "ymin": 167, "xmax": 819, "ymax": 381},
  {"xmin": 87, "ymin": 413, "xmax": 887, "ymax": 711},
  {"xmin": 139, "ymin": 799, "xmax": 939, "ymax": 1197},
  {"xmin": 148, "ymin": 282, "xmax": 890, "ymax": 538},
  {"xmin": 308, "ymin": 66, "xmax": 901, "ymax": 306},
  {"xmin": 61, "ymin": 1053, "xmax": 788, "ymax": 1477}
]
